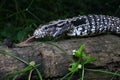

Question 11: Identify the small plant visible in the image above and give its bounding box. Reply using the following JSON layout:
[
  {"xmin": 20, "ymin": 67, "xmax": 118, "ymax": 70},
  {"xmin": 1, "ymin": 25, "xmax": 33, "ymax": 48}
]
[
  {"xmin": 61, "ymin": 44, "xmax": 96, "ymax": 80},
  {"xmin": 0, "ymin": 50, "xmax": 43, "ymax": 80},
  {"xmin": 61, "ymin": 44, "xmax": 120, "ymax": 80}
]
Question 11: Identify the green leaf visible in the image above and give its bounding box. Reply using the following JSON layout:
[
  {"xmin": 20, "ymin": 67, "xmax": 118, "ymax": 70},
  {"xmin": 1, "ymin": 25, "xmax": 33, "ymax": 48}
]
[
  {"xmin": 68, "ymin": 62, "xmax": 80, "ymax": 73},
  {"xmin": 84, "ymin": 57, "xmax": 96, "ymax": 64},
  {"xmin": 81, "ymin": 52, "xmax": 87, "ymax": 58},
  {"xmin": 74, "ymin": 44, "xmax": 85, "ymax": 57},
  {"xmin": 17, "ymin": 30, "xmax": 26, "ymax": 42}
]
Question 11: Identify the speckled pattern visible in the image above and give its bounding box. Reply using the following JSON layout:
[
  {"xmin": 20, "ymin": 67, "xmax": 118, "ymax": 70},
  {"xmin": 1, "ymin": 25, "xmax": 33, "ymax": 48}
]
[{"xmin": 34, "ymin": 15, "xmax": 120, "ymax": 38}]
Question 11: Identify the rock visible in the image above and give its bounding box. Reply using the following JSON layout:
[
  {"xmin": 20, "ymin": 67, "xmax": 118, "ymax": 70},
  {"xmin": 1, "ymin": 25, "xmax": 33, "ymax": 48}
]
[{"xmin": 0, "ymin": 35, "xmax": 120, "ymax": 80}]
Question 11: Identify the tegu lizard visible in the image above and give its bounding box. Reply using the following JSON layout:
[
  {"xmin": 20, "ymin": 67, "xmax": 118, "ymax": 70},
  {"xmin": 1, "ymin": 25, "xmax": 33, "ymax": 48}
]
[{"xmin": 20, "ymin": 14, "xmax": 120, "ymax": 44}]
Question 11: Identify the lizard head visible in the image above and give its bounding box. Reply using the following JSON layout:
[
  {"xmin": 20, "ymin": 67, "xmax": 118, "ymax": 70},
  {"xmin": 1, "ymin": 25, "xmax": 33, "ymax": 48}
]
[{"xmin": 33, "ymin": 19, "xmax": 71, "ymax": 38}]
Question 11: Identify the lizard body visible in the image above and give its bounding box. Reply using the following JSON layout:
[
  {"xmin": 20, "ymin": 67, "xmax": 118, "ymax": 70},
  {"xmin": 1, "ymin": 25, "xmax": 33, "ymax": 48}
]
[{"xmin": 21, "ymin": 14, "xmax": 120, "ymax": 44}]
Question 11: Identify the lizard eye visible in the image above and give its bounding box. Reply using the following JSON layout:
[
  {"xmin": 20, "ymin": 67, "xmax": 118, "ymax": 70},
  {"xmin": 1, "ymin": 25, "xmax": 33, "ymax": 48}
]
[{"xmin": 45, "ymin": 27, "xmax": 48, "ymax": 29}]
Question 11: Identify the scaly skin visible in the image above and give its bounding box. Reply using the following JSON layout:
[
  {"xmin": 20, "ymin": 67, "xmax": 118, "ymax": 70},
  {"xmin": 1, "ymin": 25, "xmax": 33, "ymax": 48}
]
[{"xmin": 21, "ymin": 14, "xmax": 120, "ymax": 44}]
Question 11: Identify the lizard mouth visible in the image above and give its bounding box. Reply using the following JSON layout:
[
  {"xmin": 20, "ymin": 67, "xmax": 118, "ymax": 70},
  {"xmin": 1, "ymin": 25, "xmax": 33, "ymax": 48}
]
[{"xmin": 20, "ymin": 35, "xmax": 35, "ymax": 44}]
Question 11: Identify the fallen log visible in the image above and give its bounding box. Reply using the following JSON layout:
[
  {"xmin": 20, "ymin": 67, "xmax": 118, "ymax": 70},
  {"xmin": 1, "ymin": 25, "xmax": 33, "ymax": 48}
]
[{"xmin": 0, "ymin": 35, "xmax": 120, "ymax": 80}]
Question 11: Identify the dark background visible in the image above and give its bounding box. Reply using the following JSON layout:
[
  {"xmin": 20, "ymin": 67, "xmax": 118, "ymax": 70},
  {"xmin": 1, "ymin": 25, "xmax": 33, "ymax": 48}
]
[{"xmin": 0, "ymin": 0, "xmax": 120, "ymax": 42}]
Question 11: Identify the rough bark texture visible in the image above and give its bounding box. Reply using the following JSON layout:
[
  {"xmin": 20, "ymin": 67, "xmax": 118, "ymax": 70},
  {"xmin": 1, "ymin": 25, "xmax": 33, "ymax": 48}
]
[{"xmin": 0, "ymin": 35, "xmax": 120, "ymax": 80}]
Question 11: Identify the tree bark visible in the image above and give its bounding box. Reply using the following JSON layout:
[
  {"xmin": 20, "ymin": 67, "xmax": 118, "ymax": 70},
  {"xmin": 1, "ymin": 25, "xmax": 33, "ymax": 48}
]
[{"xmin": 0, "ymin": 35, "xmax": 120, "ymax": 80}]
